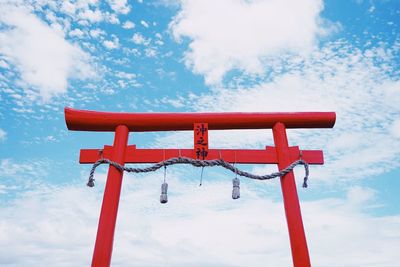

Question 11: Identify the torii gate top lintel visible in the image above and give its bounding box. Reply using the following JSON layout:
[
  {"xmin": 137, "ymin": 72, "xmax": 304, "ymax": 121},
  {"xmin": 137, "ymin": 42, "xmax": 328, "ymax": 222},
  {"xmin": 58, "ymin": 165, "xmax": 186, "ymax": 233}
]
[{"xmin": 65, "ymin": 107, "xmax": 336, "ymax": 132}]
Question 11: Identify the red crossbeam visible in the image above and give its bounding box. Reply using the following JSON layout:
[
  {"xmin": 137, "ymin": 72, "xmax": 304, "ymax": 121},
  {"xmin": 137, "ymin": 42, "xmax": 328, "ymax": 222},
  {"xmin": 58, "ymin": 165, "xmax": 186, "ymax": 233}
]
[
  {"xmin": 80, "ymin": 146, "xmax": 323, "ymax": 165},
  {"xmin": 65, "ymin": 107, "xmax": 335, "ymax": 131}
]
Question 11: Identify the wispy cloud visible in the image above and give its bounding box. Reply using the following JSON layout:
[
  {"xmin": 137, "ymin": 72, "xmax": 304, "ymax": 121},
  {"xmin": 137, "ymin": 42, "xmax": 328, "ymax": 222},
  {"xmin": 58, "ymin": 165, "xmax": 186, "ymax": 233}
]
[
  {"xmin": 0, "ymin": 172, "xmax": 398, "ymax": 266},
  {"xmin": 122, "ymin": 20, "xmax": 135, "ymax": 29},
  {"xmin": 103, "ymin": 36, "xmax": 120, "ymax": 50},
  {"xmin": 107, "ymin": 0, "xmax": 131, "ymax": 14},
  {"xmin": 0, "ymin": 158, "xmax": 47, "ymax": 178},
  {"xmin": 132, "ymin": 33, "xmax": 151, "ymax": 46},
  {"xmin": 0, "ymin": 4, "xmax": 96, "ymax": 101},
  {"xmin": 155, "ymin": 39, "xmax": 400, "ymax": 183}
]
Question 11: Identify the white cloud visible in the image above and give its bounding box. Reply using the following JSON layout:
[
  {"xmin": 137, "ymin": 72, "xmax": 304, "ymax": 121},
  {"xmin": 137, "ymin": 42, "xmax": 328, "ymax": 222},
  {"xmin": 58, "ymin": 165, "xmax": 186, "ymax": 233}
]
[
  {"xmin": 118, "ymin": 79, "xmax": 127, "ymax": 88},
  {"xmin": 160, "ymin": 96, "xmax": 186, "ymax": 108},
  {"xmin": 115, "ymin": 71, "xmax": 136, "ymax": 80},
  {"xmin": 0, "ymin": 158, "xmax": 48, "ymax": 179},
  {"xmin": 61, "ymin": 0, "xmax": 77, "ymax": 14},
  {"xmin": 0, "ymin": 173, "xmax": 398, "ymax": 266},
  {"xmin": 103, "ymin": 37, "xmax": 120, "ymax": 49},
  {"xmin": 69, "ymin": 28, "xmax": 85, "ymax": 38},
  {"xmin": 140, "ymin": 20, "xmax": 149, "ymax": 28},
  {"xmin": 90, "ymin": 28, "xmax": 106, "ymax": 38},
  {"xmin": 132, "ymin": 33, "xmax": 150, "ymax": 46},
  {"xmin": 78, "ymin": 8, "xmax": 103, "ymax": 23},
  {"xmin": 122, "ymin": 20, "xmax": 135, "ymax": 29},
  {"xmin": 0, "ymin": 4, "xmax": 95, "ymax": 101},
  {"xmin": 368, "ymin": 5, "xmax": 376, "ymax": 13},
  {"xmin": 107, "ymin": 0, "xmax": 131, "ymax": 14},
  {"xmin": 0, "ymin": 129, "xmax": 6, "ymax": 141},
  {"xmin": 107, "ymin": 13, "xmax": 120, "ymax": 24},
  {"xmin": 145, "ymin": 48, "xmax": 157, "ymax": 58},
  {"xmin": 44, "ymin": 135, "xmax": 57, "ymax": 142},
  {"xmin": 59, "ymin": 0, "xmax": 107, "ymax": 24},
  {"xmin": 170, "ymin": 0, "xmax": 336, "ymax": 84}
]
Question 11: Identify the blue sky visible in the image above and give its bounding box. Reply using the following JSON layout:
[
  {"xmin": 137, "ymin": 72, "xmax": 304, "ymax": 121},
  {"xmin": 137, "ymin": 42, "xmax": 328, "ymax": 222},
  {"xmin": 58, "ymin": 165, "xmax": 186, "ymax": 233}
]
[{"xmin": 0, "ymin": 0, "xmax": 399, "ymax": 266}]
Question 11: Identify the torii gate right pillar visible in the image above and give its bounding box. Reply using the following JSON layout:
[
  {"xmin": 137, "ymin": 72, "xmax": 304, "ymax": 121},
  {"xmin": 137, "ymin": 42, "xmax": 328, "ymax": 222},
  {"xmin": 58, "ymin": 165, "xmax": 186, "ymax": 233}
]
[{"xmin": 273, "ymin": 122, "xmax": 310, "ymax": 267}]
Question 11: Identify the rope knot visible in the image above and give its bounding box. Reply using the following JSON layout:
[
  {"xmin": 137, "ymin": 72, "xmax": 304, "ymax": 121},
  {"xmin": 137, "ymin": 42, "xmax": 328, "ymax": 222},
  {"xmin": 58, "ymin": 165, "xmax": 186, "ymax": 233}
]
[{"xmin": 87, "ymin": 178, "xmax": 95, "ymax": 187}]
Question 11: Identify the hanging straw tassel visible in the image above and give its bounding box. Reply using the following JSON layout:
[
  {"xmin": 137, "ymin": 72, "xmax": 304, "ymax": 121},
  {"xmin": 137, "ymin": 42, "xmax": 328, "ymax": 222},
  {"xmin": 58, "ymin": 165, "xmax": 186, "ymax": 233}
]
[
  {"xmin": 232, "ymin": 177, "xmax": 240, "ymax": 199},
  {"xmin": 160, "ymin": 182, "xmax": 168, "ymax": 204},
  {"xmin": 302, "ymin": 160, "xmax": 309, "ymax": 188}
]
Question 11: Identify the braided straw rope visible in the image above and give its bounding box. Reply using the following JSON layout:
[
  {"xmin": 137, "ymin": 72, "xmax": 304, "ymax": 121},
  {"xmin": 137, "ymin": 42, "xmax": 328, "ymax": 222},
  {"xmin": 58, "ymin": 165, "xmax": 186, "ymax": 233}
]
[{"xmin": 87, "ymin": 157, "xmax": 309, "ymax": 188}]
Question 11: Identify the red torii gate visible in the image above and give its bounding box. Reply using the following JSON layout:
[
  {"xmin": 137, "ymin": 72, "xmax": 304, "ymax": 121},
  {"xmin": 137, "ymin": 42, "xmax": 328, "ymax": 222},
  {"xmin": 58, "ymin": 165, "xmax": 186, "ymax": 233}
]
[{"xmin": 65, "ymin": 107, "xmax": 336, "ymax": 267}]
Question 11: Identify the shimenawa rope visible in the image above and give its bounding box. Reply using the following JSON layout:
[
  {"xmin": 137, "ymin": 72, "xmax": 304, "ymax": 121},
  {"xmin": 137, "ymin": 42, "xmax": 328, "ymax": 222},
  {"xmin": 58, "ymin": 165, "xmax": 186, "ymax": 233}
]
[{"xmin": 86, "ymin": 157, "xmax": 309, "ymax": 188}]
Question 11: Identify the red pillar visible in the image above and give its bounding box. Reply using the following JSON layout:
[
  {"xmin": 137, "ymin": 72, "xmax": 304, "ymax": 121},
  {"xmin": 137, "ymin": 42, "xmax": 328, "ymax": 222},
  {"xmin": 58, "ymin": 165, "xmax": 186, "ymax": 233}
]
[
  {"xmin": 273, "ymin": 122, "xmax": 311, "ymax": 267},
  {"xmin": 92, "ymin": 125, "xmax": 129, "ymax": 267}
]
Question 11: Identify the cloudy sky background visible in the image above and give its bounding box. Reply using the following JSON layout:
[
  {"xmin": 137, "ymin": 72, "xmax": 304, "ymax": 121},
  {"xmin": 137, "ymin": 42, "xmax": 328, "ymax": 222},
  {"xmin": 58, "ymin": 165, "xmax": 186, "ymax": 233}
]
[{"xmin": 0, "ymin": 0, "xmax": 399, "ymax": 266}]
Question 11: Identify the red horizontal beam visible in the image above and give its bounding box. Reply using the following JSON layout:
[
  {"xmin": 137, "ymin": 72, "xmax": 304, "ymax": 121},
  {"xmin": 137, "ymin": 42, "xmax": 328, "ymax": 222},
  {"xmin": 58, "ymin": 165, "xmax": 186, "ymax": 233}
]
[
  {"xmin": 79, "ymin": 146, "xmax": 324, "ymax": 165},
  {"xmin": 65, "ymin": 107, "xmax": 336, "ymax": 132}
]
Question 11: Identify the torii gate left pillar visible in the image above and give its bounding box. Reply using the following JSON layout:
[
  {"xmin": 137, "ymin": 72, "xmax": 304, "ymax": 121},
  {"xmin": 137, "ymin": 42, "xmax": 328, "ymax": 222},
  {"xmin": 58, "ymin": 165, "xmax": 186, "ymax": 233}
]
[
  {"xmin": 92, "ymin": 125, "xmax": 129, "ymax": 266},
  {"xmin": 65, "ymin": 107, "xmax": 336, "ymax": 267}
]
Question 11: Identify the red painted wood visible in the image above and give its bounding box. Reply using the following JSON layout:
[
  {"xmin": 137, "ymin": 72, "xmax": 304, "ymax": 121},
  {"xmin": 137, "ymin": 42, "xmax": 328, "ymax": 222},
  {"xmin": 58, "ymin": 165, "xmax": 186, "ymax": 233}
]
[
  {"xmin": 65, "ymin": 107, "xmax": 336, "ymax": 132},
  {"xmin": 273, "ymin": 123, "xmax": 311, "ymax": 267},
  {"xmin": 91, "ymin": 125, "xmax": 129, "ymax": 267},
  {"xmin": 79, "ymin": 147, "xmax": 324, "ymax": 165}
]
